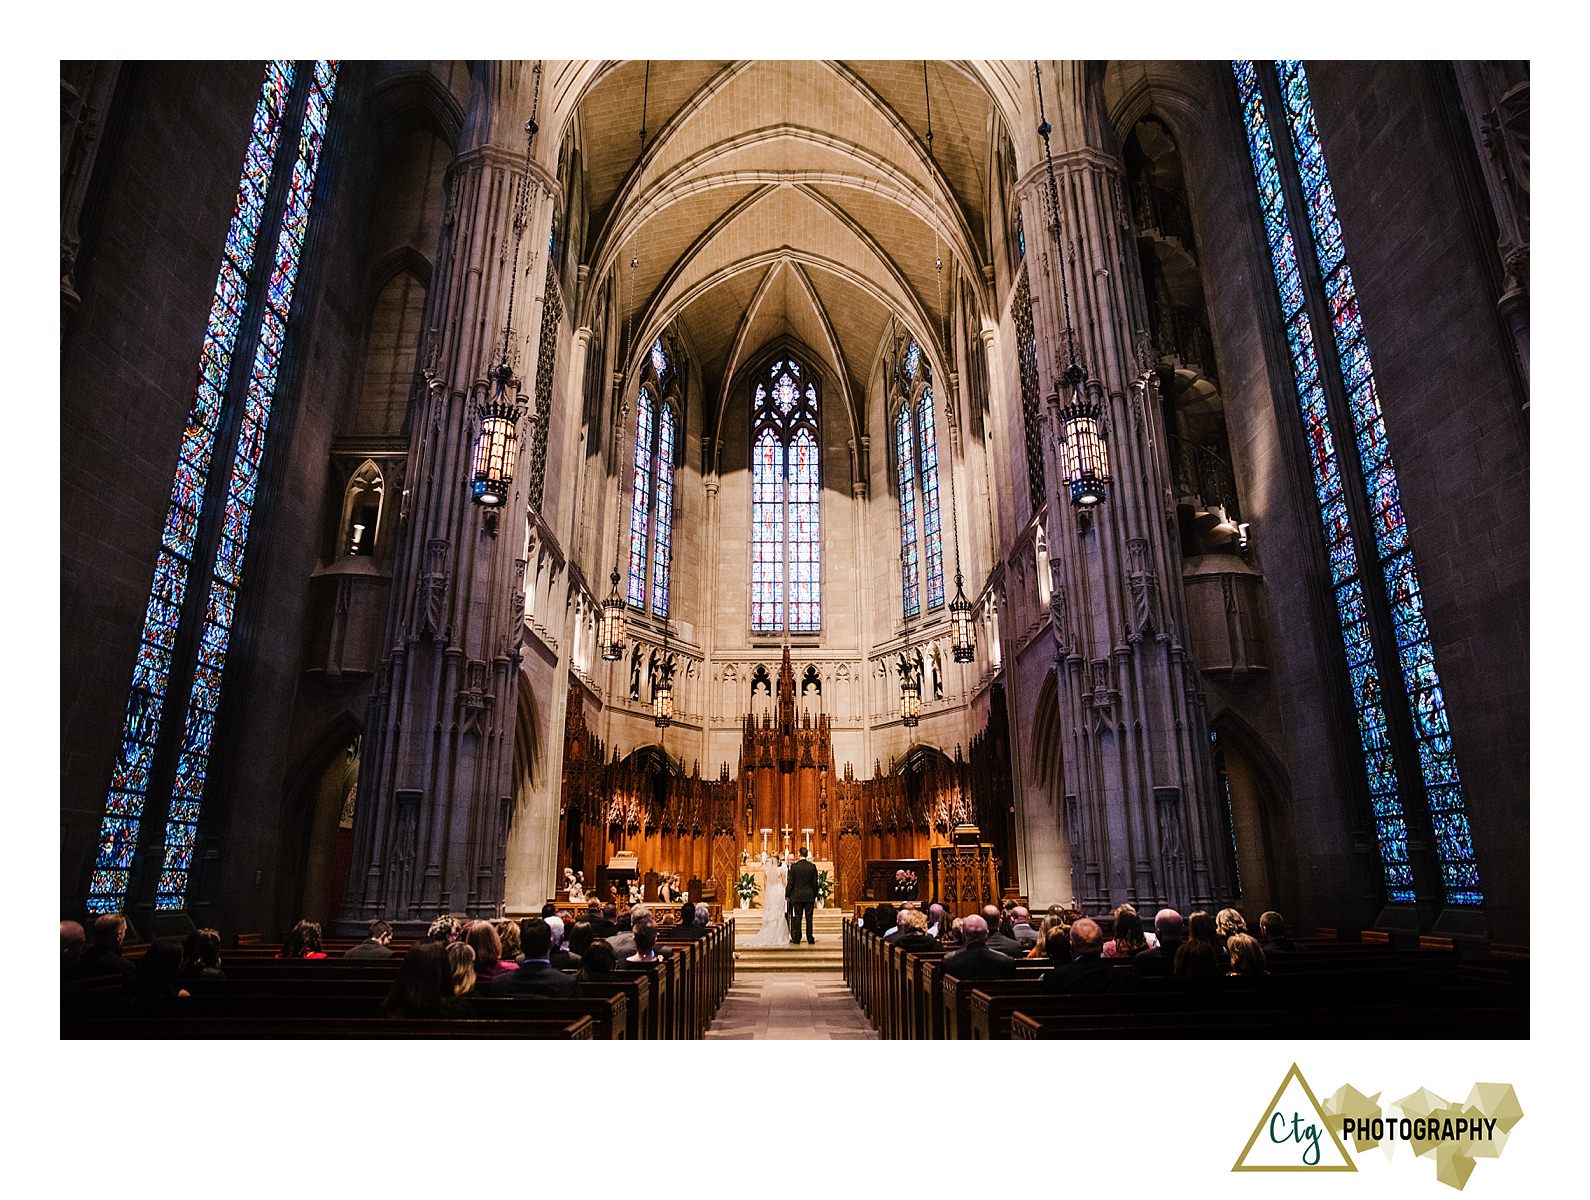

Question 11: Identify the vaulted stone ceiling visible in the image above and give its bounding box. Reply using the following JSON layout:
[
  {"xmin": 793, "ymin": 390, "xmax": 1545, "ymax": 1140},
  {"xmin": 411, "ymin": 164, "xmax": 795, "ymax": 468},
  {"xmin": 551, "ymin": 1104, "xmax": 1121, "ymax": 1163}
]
[{"xmin": 563, "ymin": 60, "xmax": 1006, "ymax": 442}]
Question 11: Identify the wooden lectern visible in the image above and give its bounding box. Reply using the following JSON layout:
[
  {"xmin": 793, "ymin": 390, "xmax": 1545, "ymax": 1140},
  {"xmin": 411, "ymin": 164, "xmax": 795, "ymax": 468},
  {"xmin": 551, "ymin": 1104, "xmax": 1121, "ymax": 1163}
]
[{"xmin": 931, "ymin": 826, "xmax": 1000, "ymax": 914}]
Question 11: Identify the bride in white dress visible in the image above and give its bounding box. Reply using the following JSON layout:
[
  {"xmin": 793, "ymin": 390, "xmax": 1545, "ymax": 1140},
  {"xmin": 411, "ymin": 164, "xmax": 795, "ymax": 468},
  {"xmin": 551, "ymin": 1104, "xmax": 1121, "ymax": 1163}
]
[{"xmin": 743, "ymin": 854, "xmax": 792, "ymax": 947}]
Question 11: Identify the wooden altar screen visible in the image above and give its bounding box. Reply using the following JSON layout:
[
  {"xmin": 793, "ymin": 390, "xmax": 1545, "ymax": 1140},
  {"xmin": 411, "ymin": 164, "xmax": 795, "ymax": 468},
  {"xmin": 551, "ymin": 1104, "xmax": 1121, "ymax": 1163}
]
[{"xmin": 931, "ymin": 844, "xmax": 1000, "ymax": 914}]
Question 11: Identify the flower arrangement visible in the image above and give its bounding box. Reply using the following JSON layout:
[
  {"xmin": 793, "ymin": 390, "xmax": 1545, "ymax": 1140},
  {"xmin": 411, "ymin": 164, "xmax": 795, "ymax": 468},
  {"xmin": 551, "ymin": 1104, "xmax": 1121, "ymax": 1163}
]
[
  {"xmin": 734, "ymin": 871, "xmax": 761, "ymax": 902},
  {"xmin": 815, "ymin": 869, "xmax": 834, "ymax": 905}
]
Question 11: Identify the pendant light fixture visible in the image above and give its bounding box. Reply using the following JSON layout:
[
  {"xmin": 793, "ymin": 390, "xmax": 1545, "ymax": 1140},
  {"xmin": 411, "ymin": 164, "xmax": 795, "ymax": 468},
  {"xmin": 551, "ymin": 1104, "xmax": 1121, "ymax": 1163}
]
[
  {"xmin": 470, "ymin": 63, "xmax": 542, "ymax": 509},
  {"xmin": 1034, "ymin": 61, "xmax": 1111, "ymax": 510},
  {"xmin": 899, "ymin": 652, "xmax": 922, "ymax": 728}
]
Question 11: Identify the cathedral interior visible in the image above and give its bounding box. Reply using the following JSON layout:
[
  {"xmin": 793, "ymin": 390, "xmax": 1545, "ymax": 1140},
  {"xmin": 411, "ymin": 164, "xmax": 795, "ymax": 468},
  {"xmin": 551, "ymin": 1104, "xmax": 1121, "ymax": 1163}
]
[{"xmin": 59, "ymin": 59, "xmax": 1529, "ymax": 948}]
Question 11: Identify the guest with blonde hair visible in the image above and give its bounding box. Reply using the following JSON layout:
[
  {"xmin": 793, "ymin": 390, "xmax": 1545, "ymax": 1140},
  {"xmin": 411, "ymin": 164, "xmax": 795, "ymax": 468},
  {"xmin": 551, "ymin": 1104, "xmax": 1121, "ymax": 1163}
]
[
  {"xmin": 1215, "ymin": 908, "xmax": 1248, "ymax": 954},
  {"xmin": 1225, "ymin": 932, "xmax": 1267, "ymax": 978},
  {"xmin": 466, "ymin": 920, "xmax": 516, "ymax": 988},
  {"xmin": 447, "ymin": 941, "xmax": 477, "ymax": 998}
]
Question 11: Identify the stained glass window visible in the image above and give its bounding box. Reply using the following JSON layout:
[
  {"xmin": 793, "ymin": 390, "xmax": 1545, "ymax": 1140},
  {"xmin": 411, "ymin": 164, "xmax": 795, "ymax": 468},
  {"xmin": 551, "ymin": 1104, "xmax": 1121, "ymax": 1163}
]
[
  {"xmin": 1012, "ymin": 270, "xmax": 1048, "ymax": 519},
  {"xmin": 626, "ymin": 388, "xmax": 654, "ymax": 608},
  {"xmin": 919, "ymin": 387, "xmax": 946, "ymax": 610},
  {"xmin": 896, "ymin": 401, "xmax": 920, "ymax": 618},
  {"xmin": 751, "ymin": 357, "xmax": 821, "ymax": 631},
  {"xmin": 651, "ymin": 400, "xmax": 675, "ymax": 616},
  {"xmin": 152, "ymin": 60, "xmax": 341, "ymax": 912},
  {"xmin": 1271, "ymin": 59, "xmax": 1481, "ymax": 906},
  {"xmin": 87, "ymin": 61, "xmax": 313, "ymax": 915},
  {"xmin": 1235, "ymin": 59, "xmax": 1479, "ymax": 907}
]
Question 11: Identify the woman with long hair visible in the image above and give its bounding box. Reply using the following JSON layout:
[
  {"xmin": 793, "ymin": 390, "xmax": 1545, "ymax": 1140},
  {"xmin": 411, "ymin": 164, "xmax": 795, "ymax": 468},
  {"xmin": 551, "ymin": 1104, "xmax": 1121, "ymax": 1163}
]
[
  {"xmin": 132, "ymin": 938, "xmax": 190, "ymax": 1009},
  {"xmin": 494, "ymin": 918, "xmax": 522, "ymax": 963},
  {"xmin": 1026, "ymin": 915, "xmax": 1069, "ymax": 960},
  {"xmin": 1225, "ymin": 932, "xmax": 1268, "ymax": 978},
  {"xmin": 1215, "ymin": 908, "xmax": 1249, "ymax": 953},
  {"xmin": 447, "ymin": 942, "xmax": 477, "ymax": 998},
  {"xmin": 179, "ymin": 928, "xmax": 224, "ymax": 980},
  {"xmin": 1103, "ymin": 905, "xmax": 1150, "ymax": 958},
  {"xmin": 579, "ymin": 938, "xmax": 618, "ymax": 982},
  {"xmin": 276, "ymin": 919, "xmax": 326, "ymax": 959},
  {"xmin": 381, "ymin": 942, "xmax": 467, "ymax": 1018},
  {"xmin": 465, "ymin": 920, "xmax": 516, "ymax": 988}
]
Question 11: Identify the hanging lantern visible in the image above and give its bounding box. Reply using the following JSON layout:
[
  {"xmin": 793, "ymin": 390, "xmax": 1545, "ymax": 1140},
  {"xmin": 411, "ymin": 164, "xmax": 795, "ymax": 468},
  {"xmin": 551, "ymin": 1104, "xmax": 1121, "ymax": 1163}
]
[
  {"xmin": 600, "ymin": 570, "xmax": 627, "ymax": 661},
  {"xmin": 900, "ymin": 674, "xmax": 921, "ymax": 728},
  {"xmin": 1056, "ymin": 366, "xmax": 1110, "ymax": 508},
  {"xmin": 949, "ymin": 572, "xmax": 975, "ymax": 663},
  {"xmin": 470, "ymin": 362, "xmax": 523, "ymax": 507},
  {"xmin": 653, "ymin": 652, "xmax": 675, "ymax": 727}
]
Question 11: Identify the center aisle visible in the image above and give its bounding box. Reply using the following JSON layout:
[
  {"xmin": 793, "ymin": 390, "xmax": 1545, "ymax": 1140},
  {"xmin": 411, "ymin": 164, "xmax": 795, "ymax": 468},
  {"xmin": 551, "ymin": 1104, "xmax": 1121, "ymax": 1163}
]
[{"xmin": 706, "ymin": 908, "xmax": 875, "ymax": 1039}]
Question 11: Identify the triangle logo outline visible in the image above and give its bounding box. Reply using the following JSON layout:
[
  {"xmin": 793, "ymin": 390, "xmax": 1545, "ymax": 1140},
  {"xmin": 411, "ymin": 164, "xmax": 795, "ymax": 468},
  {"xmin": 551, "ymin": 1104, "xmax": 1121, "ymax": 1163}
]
[{"xmin": 1232, "ymin": 1062, "xmax": 1357, "ymax": 1172}]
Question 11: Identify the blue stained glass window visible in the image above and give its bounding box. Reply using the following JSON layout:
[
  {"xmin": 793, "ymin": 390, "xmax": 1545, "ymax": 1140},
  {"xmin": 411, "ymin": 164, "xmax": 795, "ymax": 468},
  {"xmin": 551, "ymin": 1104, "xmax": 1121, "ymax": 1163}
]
[
  {"xmin": 918, "ymin": 386, "xmax": 945, "ymax": 610},
  {"xmin": 149, "ymin": 60, "xmax": 340, "ymax": 913},
  {"xmin": 751, "ymin": 358, "xmax": 820, "ymax": 631},
  {"xmin": 651, "ymin": 401, "xmax": 675, "ymax": 616},
  {"xmin": 1270, "ymin": 58, "xmax": 1482, "ymax": 907},
  {"xmin": 626, "ymin": 388, "xmax": 654, "ymax": 608},
  {"xmin": 1233, "ymin": 59, "xmax": 1416, "ymax": 904},
  {"xmin": 896, "ymin": 402, "xmax": 920, "ymax": 618},
  {"xmin": 87, "ymin": 60, "xmax": 303, "ymax": 915}
]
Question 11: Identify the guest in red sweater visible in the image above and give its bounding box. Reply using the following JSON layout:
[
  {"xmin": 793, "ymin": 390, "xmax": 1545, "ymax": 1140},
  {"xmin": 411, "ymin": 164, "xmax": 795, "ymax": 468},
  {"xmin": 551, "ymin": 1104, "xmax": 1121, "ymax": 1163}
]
[{"xmin": 276, "ymin": 919, "xmax": 328, "ymax": 959}]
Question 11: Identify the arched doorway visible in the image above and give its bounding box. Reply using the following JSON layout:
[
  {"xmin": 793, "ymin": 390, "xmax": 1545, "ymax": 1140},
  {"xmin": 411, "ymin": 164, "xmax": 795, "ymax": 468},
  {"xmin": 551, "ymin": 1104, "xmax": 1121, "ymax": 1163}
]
[
  {"xmin": 287, "ymin": 723, "xmax": 362, "ymax": 928},
  {"xmin": 1209, "ymin": 715, "xmax": 1296, "ymax": 916}
]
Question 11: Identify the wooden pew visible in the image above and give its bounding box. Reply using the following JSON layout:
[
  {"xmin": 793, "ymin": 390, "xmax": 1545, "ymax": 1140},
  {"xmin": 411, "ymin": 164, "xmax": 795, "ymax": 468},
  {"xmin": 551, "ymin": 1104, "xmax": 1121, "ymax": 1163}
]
[{"xmin": 62, "ymin": 1014, "xmax": 595, "ymax": 1039}]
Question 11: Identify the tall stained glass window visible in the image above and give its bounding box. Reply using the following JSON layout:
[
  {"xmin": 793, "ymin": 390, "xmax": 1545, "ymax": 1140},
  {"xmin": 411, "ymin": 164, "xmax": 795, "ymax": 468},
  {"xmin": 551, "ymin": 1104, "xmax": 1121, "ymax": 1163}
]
[
  {"xmin": 1234, "ymin": 59, "xmax": 1481, "ymax": 906},
  {"xmin": 918, "ymin": 387, "xmax": 945, "ymax": 610},
  {"xmin": 893, "ymin": 336, "xmax": 945, "ymax": 619},
  {"xmin": 750, "ymin": 356, "xmax": 821, "ymax": 632},
  {"xmin": 896, "ymin": 401, "xmax": 920, "ymax": 618},
  {"xmin": 623, "ymin": 338, "xmax": 679, "ymax": 617},
  {"xmin": 88, "ymin": 61, "xmax": 340, "ymax": 914},
  {"xmin": 626, "ymin": 388, "xmax": 655, "ymax": 608}
]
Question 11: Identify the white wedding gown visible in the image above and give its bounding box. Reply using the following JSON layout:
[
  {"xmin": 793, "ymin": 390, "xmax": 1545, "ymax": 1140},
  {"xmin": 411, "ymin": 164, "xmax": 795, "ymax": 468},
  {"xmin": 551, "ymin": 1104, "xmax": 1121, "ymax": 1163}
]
[{"xmin": 744, "ymin": 862, "xmax": 792, "ymax": 947}]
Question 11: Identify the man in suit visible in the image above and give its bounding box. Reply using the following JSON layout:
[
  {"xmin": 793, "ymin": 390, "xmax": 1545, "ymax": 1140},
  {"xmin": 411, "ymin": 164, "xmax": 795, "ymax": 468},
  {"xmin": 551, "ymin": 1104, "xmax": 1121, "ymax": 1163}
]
[
  {"xmin": 941, "ymin": 914, "xmax": 1018, "ymax": 980},
  {"xmin": 669, "ymin": 902, "xmax": 710, "ymax": 939},
  {"xmin": 1044, "ymin": 917, "xmax": 1139, "ymax": 994},
  {"xmin": 981, "ymin": 905, "xmax": 1023, "ymax": 956},
  {"xmin": 1134, "ymin": 909, "xmax": 1186, "ymax": 977},
  {"xmin": 490, "ymin": 917, "xmax": 580, "ymax": 998},
  {"xmin": 786, "ymin": 847, "xmax": 819, "ymax": 944},
  {"xmin": 344, "ymin": 919, "xmax": 395, "ymax": 959},
  {"xmin": 1008, "ymin": 906, "xmax": 1040, "ymax": 950}
]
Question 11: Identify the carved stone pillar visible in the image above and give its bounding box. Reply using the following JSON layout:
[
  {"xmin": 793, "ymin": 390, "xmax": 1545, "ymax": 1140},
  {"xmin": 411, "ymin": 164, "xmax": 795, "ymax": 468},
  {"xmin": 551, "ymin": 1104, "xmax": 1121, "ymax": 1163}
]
[
  {"xmin": 1016, "ymin": 62, "xmax": 1234, "ymax": 914},
  {"xmin": 341, "ymin": 64, "xmax": 555, "ymax": 929}
]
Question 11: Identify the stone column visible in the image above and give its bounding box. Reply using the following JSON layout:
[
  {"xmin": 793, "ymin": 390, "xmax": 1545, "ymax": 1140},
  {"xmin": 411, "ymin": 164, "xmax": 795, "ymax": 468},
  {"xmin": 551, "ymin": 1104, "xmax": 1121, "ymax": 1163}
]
[
  {"xmin": 341, "ymin": 63, "xmax": 555, "ymax": 930},
  {"xmin": 1016, "ymin": 62, "xmax": 1233, "ymax": 914}
]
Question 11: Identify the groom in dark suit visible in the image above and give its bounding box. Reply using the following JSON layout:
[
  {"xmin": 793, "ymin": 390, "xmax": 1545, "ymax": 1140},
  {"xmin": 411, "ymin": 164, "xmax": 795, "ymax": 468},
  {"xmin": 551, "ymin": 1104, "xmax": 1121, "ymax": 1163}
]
[{"xmin": 786, "ymin": 847, "xmax": 819, "ymax": 944}]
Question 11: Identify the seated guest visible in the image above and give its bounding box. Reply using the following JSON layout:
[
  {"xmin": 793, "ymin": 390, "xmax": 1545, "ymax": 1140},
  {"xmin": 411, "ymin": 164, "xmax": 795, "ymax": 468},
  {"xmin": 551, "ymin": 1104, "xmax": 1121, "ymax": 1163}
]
[
  {"xmin": 981, "ymin": 905, "xmax": 1022, "ymax": 957},
  {"xmin": 77, "ymin": 913, "xmax": 137, "ymax": 985},
  {"xmin": 567, "ymin": 919, "xmax": 595, "ymax": 959},
  {"xmin": 1186, "ymin": 910, "xmax": 1225, "ymax": 962},
  {"xmin": 179, "ymin": 928, "xmax": 225, "ymax": 980},
  {"xmin": 871, "ymin": 904, "xmax": 897, "ymax": 939},
  {"xmin": 345, "ymin": 919, "xmax": 395, "ymax": 960},
  {"xmin": 466, "ymin": 920, "xmax": 517, "ymax": 987},
  {"xmin": 579, "ymin": 938, "xmax": 619, "ymax": 982},
  {"xmin": 608, "ymin": 904, "xmax": 646, "ymax": 960},
  {"xmin": 883, "ymin": 903, "xmax": 917, "ymax": 942},
  {"xmin": 276, "ymin": 919, "xmax": 327, "ymax": 959},
  {"xmin": 670, "ymin": 902, "xmax": 708, "ymax": 939},
  {"xmin": 925, "ymin": 903, "xmax": 946, "ymax": 938},
  {"xmin": 940, "ymin": 917, "xmax": 966, "ymax": 949},
  {"xmin": 423, "ymin": 914, "xmax": 458, "ymax": 944},
  {"xmin": 383, "ymin": 942, "xmax": 468, "ymax": 1018},
  {"xmin": 1027, "ymin": 915, "xmax": 1069, "ymax": 960},
  {"xmin": 1215, "ymin": 907, "xmax": 1249, "ymax": 954},
  {"xmin": 540, "ymin": 903, "xmax": 559, "ymax": 919},
  {"xmin": 1225, "ymin": 932, "xmax": 1268, "ymax": 978},
  {"xmin": 545, "ymin": 917, "xmax": 582, "ymax": 971},
  {"xmin": 591, "ymin": 903, "xmax": 620, "ymax": 939},
  {"xmin": 448, "ymin": 942, "xmax": 477, "ymax": 998},
  {"xmin": 626, "ymin": 918, "xmax": 664, "ymax": 964},
  {"xmin": 495, "ymin": 918, "xmax": 523, "ymax": 963},
  {"xmin": 941, "ymin": 914, "xmax": 1019, "ymax": 980},
  {"xmin": 490, "ymin": 917, "xmax": 580, "ymax": 998},
  {"xmin": 1008, "ymin": 906, "xmax": 1039, "ymax": 949},
  {"xmin": 693, "ymin": 904, "xmax": 710, "ymax": 929},
  {"xmin": 1258, "ymin": 911, "xmax": 1303, "ymax": 955},
  {"xmin": 1134, "ymin": 909, "xmax": 1186, "ymax": 977},
  {"xmin": 1173, "ymin": 938, "xmax": 1221, "ymax": 987},
  {"xmin": 1103, "ymin": 906, "xmax": 1151, "ymax": 958},
  {"xmin": 132, "ymin": 938, "xmax": 190, "ymax": 1010},
  {"xmin": 890, "ymin": 908, "xmax": 940, "ymax": 953},
  {"xmin": 61, "ymin": 920, "xmax": 86, "ymax": 979},
  {"xmin": 1043, "ymin": 918, "xmax": 1138, "ymax": 994}
]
